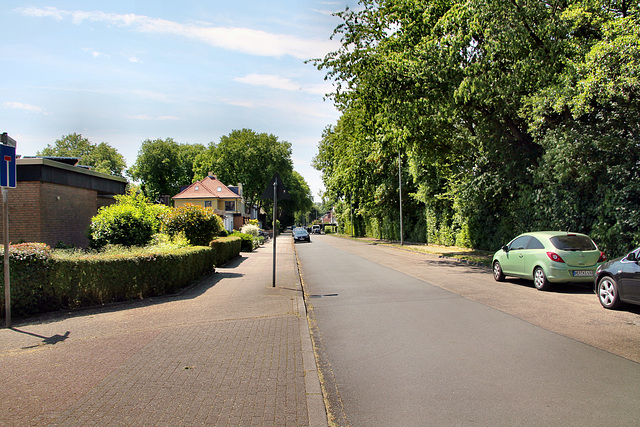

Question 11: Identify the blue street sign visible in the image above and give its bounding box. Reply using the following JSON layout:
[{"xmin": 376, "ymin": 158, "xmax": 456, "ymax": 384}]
[{"xmin": 1, "ymin": 144, "xmax": 16, "ymax": 188}]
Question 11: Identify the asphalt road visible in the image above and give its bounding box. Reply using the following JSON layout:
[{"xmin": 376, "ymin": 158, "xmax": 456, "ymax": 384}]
[{"xmin": 296, "ymin": 234, "xmax": 640, "ymax": 427}]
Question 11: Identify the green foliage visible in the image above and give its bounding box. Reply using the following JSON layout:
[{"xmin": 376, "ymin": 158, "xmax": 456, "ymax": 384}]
[
  {"xmin": 209, "ymin": 236, "xmax": 242, "ymax": 266},
  {"xmin": 49, "ymin": 246, "xmax": 217, "ymax": 309},
  {"xmin": 37, "ymin": 133, "xmax": 126, "ymax": 176},
  {"xmin": 88, "ymin": 190, "xmax": 168, "ymax": 249},
  {"xmin": 89, "ymin": 205, "xmax": 154, "ymax": 249},
  {"xmin": 324, "ymin": 225, "xmax": 336, "ymax": 234},
  {"xmin": 0, "ymin": 243, "xmax": 53, "ymax": 317},
  {"xmin": 313, "ymin": 0, "xmax": 640, "ymax": 254},
  {"xmin": 2, "ymin": 239, "xmax": 244, "ymax": 318},
  {"xmin": 129, "ymin": 138, "xmax": 205, "ymax": 201},
  {"xmin": 192, "ymin": 129, "xmax": 314, "ymax": 227},
  {"xmin": 161, "ymin": 204, "xmax": 224, "ymax": 246},
  {"xmin": 230, "ymin": 232, "xmax": 255, "ymax": 252}
]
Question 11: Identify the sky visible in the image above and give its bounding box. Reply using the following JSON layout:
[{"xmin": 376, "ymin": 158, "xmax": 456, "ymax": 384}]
[{"xmin": 0, "ymin": 1, "xmax": 358, "ymax": 201}]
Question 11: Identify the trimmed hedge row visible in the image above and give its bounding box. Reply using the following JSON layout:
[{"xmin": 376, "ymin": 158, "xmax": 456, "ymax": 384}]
[
  {"xmin": 0, "ymin": 236, "xmax": 242, "ymax": 318},
  {"xmin": 209, "ymin": 236, "xmax": 243, "ymax": 266}
]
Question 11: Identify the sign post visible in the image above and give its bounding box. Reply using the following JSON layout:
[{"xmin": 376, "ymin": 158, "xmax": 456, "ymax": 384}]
[
  {"xmin": 261, "ymin": 173, "xmax": 290, "ymax": 288},
  {"xmin": 1, "ymin": 133, "xmax": 16, "ymax": 328}
]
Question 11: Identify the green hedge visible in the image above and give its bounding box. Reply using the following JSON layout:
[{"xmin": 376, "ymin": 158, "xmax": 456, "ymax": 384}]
[
  {"xmin": 209, "ymin": 236, "xmax": 242, "ymax": 267},
  {"xmin": 1, "ymin": 237, "xmax": 242, "ymax": 318},
  {"xmin": 0, "ymin": 243, "xmax": 54, "ymax": 317},
  {"xmin": 230, "ymin": 232, "xmax": 255, "ymax": 252}
]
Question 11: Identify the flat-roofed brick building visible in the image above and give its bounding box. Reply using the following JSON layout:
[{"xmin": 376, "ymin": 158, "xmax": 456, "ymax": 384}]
[{"xmin": 0, "ymin": 157, "xmax": 127, "ymax": 248}]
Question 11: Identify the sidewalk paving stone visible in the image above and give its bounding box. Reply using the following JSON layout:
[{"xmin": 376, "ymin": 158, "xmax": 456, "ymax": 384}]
[{"xmin": 0, "ymin": 236, "xmax": 326, "ymax": 426}]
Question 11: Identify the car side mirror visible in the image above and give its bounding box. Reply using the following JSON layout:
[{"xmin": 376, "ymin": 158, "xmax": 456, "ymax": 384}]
[
  {"xmin": 502, "ymin": 245, "xmax": 509, "ymax": 252},
  {"xmin": 627, "ymin": 252, "xmax": 637, "ymax": 262}
]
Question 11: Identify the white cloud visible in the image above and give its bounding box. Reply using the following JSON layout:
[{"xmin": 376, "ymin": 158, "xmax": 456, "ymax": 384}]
[
  {"xmin": 125, "ymin": 55, "xmax": 142, "ymax": 63},
  {"xmin": 128, "ymin": 115, "xmax": 179, "ymax": 121},
  {"xmin": 18, "ymin": 7, "xmax": 339, "ymax": 60},
  {"xmin": 235, "ymin": 74, "xmax": 300, "ymax": 91},
  {"xmin": 82, "ymin": 48, "xmax": 109, "ymax": 58},
  {"xmin": 224, "ymin": 99, "xmax": 256, "ymax": 108},
  {"xmin": 235, "ymin": 73, "xmax": 334, "ymax": 96},
  {"xmin": 3, "ymin": 102, "xmax": 45, "ymax": 113}
]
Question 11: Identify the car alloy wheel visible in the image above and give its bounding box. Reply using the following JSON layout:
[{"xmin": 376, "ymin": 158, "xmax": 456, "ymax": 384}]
[
  {"xmin": 533, "ymin": 267, "xmax": 551, "ymax": 291},
  {"xmin": 598, "ymin": 276, "xmax": 621, "ymax": 309}
]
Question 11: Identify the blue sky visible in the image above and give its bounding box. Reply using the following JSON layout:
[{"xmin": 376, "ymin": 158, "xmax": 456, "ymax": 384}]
[{"xmin": 0, "ymin": 1, "xmax": 357, "ymax": 200}]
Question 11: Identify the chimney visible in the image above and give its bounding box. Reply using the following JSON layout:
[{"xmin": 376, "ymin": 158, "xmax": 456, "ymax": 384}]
[
  {"xmin": 208, "ymin": 172, "xmax": 216, "ymax": 179},
  {"xmin": 236, "ymin": 183, "xmax": 243, "ymax": 197}
]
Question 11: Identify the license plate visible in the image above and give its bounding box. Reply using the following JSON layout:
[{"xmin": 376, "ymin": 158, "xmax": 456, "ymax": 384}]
[{"xmin": 572, "ymin": 270, "xmax": 593, "ymax": 277}]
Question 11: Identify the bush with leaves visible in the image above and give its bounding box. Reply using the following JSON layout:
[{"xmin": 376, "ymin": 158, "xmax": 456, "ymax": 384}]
[
  {"xmin": 88, "ymin": 190, "xmax": 169, "ymax": 249},
  {"xmin": 230, "ymin": 232, "xmax": 255, "ymax": 251},
  {"xmin": 161, "ymin": 204, "xmax": 224, "ymax": 246}
]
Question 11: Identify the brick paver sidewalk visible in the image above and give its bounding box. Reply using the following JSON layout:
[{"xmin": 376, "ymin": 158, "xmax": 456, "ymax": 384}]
[{"xmin": 0, "ymin": 236, "xmax": 325, "ymax": 426}]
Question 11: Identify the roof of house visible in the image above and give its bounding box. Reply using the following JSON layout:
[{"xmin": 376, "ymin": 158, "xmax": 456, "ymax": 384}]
[{"xmin": 172, "ymin": 175, "xmax": 240, "ymax": 200}]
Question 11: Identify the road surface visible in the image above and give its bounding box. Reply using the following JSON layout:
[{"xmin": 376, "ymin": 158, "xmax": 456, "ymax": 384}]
[{"xmin": 296, "ymin": 235, "xmax": 640, "ymax": 426}]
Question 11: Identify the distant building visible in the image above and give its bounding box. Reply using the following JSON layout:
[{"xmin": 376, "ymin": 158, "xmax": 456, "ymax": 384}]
[
  {"xmin": 172, "ymin": 173, "xmax": 250, "ymax": 231},
  {"xmin": 0, "ymin": 157, "xmax": 128, "ymax": 247},
  {"xmin": 321, "ymin": 209, "xmax": 336, "ymax": 225}
]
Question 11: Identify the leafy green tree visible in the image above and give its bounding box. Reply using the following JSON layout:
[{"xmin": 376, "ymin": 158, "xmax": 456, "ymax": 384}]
[
  {"xmin": 313, "ymin": 0, "xmax": 640, "ymax": 251},
  {"xmin": 193, "ymin": 129, "xmax": 293, "ymax": 209},
  {"xmin": 129, "ymin": 138, "xmax": 204, "ymax": 201},
  {"xmin": 193, "ymin": 129, "xmax": 314, "ymax": 227},
  {"xmin": 38, "ymin": 133, "xmax": 126, "ymax": 176}
]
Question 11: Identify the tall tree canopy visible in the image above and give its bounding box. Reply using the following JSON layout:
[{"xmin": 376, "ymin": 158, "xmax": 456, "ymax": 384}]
[
  {"xmin": 314, "ymin": 0, "xmax": 640, "ymax": 255},
  {"xmin": 37, "ymin": 133, "xmax": 126, "ymax": 176},
  {"xmin": 193, "ymin": 129, "xmax": 313, "ymax": 226},
  {"xmin": 129, "ymin": 138, "xmax": 205, "ymax": 201}
]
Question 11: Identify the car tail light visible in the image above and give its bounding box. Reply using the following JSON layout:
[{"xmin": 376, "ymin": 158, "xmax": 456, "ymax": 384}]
[
  {"xmin": 546, "ymin": 252, "xmax": 565, "ymax": 263},
  {"xmin": 598, "ymin": 252, "xmax": 607, "ymax": 262}
]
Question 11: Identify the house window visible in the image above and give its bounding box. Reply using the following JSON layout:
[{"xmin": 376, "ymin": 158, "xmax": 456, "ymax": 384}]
[
  {"xmin": 225, "ymin": 201, "xmax": 235, "ymax": 211},
  {"xmin": 205, "ymin": 201, "xmax": 212, "ymax": 208}
]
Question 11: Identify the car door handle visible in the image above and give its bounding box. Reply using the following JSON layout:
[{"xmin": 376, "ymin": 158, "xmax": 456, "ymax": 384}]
[{"xmin": 519, "ymin": 254, "xmax": 524, "ymax": 258}]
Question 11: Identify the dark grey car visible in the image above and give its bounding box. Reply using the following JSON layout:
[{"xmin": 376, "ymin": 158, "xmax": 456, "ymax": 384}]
[
  {"xmin": 293, "ymin": 227, "xmax": 311, "ymax": 243},
  {"xmin": 594, "ymin": 247, "xmax": 640, "ymax": 309}
]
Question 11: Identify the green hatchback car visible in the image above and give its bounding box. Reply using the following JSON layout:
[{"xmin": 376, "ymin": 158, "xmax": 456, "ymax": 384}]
[{"xmin": 492, "ymin": 231, "xmax": 606, "ymax": 291}]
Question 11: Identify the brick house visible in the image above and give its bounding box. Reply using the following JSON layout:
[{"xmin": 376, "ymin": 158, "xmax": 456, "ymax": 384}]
[
  {"xmin": 172, "ymin": 173, "xmax": 249, "ymax": 232},
  {"xmin": 0, "ymin": 157, "xmax": 127, "ymax": 248}
]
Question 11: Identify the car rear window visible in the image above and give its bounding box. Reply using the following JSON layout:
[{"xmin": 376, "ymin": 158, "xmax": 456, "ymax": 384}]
[{"xmin": 549, "ymin": 235, "xmax": 596, "ymax": 251}]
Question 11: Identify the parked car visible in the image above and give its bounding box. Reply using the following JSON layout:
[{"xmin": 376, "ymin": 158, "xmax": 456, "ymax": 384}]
[
  {"xmin": 293, "ymin": 227, "xmax": 311, "ymax": 243},
  {"xmin": 594, "ymin": 247, "xmax": 640, "ymax": 309},
  {"xmin": 492, "ymin": 231, "xmax": 606, "ymax": 291}
]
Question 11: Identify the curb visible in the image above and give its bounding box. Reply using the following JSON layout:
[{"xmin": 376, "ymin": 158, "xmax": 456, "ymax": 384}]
[{"xmin": 292, "ymin": 240, "xmax": 329, "ymax": 427}]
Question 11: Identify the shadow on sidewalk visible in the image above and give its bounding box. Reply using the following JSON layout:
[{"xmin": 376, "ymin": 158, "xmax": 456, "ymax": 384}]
[{"xmin": 11, "ymin": 328, "xmax": 71, "ymax": 348}]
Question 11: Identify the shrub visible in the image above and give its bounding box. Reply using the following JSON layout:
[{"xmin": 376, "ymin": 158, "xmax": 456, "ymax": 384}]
[
  {"xmin": 230, "ymin": 232, "xmax": 254, "ymax": 252},
  {"xmin": 209, "ymin": 236, "xmax": 242, "ymax": 266},
  {"xmin": 0, "ymin": 243, "xmax": 53, "ymax": 317},
  {"xmin": 88, "ymin": 190, "xmax": 170, "ymax": 249},
  {"xmin": 50, "ymin": 246, "xmax": 217, "ymax": 308},
  {"xmin": 88, "ymin": 204, "xmax": 155, "ymax": 248},
  {"xmin": 161, "ymin": 204, "xmax": 224, "ymax": 246},
  {"xmin": 240, "ymin": 223, "xmax": 260, "ymax": 236},
  {"xmin": 325, "ymin": 225, "xmax": 336, "ymax": 234}
]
